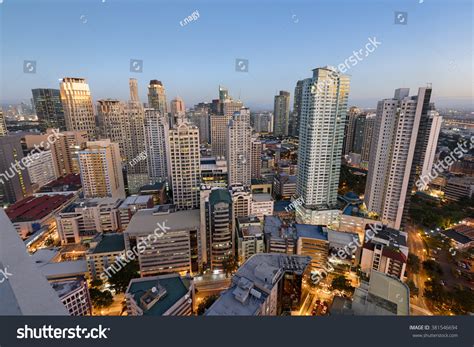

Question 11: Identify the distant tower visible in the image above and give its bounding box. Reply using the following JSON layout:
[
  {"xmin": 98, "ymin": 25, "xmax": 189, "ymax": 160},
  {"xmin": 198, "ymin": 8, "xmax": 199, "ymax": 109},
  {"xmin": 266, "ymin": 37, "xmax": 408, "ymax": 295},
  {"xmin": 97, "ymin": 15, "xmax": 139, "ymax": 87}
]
[
  {"xmin": 147, "ymin": 80, "xmax": 168, "ymax": 116},
  {"xmin": 0, "ymin": 110, "xmax": 7, "ymax": 136},
  {"xmin": 273, "ymin": 91, "xmax": 290, "ymax": 137},
  {"xmin": 129, "ymin": 78, "xmax": 140, "ymax": 103},
  {"xmin": 60, "ymin": 77, "xmax": 97, "ymax": 140},
  {"xmin": 144, "ymin": 109, "xmax": 169, "ymax": 184},
  {"xmin": 31, "ymin": 88, "xmax": 65, "ymax": 131}
]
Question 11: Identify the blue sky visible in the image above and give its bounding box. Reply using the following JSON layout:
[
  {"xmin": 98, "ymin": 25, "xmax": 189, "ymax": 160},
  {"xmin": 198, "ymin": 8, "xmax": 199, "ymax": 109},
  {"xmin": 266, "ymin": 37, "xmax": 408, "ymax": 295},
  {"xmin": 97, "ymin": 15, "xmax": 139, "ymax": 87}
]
[{"xmin": 1, "ymin": 0, "xmax": 472, "ymax": 109}]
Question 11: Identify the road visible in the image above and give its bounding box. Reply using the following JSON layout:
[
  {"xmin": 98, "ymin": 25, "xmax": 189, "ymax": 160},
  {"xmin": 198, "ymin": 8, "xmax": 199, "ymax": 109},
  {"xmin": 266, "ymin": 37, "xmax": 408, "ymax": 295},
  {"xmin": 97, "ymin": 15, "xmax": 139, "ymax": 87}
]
[{"xmin": 407, "ymin": 225, "xmax": 433, "ymax": 316}]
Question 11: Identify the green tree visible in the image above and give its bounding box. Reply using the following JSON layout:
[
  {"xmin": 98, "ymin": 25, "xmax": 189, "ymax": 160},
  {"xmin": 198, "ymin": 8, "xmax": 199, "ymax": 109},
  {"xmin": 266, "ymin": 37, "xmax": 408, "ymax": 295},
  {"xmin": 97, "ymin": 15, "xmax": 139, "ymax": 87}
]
[
  {"xmin": 197, "ymin": 295, "xmax": 219, "ymax": 315},
  {"xmin": 108, "ymin": 260, "xmax": 140, "ymax": 293},
  {"xmin": 422, "ymin": 259, "xmax": 443, "ymax": 277},
  {"xmin": 330, "ymin": 275, "xmax": 354, "ymax": 293},
  {"xmin": 222, "ymin": 255, "xmax": 238, "ymax": 278},
  {"xmin": 89, "ymin": 288, "xmax": 113, "ymax": 308},
  {"xmin": 406, "ymin": 279, "xmax": 419, "ymax": 296},
  {"xmin": 407, "ymin": 253, "xmax": 421, "ymax": 274}
]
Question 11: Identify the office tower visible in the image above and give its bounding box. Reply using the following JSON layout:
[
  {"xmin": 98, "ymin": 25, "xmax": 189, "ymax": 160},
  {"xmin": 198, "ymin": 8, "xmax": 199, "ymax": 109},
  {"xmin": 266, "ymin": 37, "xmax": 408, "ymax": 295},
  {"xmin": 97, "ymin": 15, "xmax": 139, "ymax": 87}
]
[
  {"xmin": 230, "ymin": 186, "xmax": 252, "ymax": 221},
  {"xmin": 361, "ymin": 113, "xmax": 376, "ymax": 163},
  {"xmin": 0, "ymin": 135, "xmax": 33, "ymax": 205},
  {"xmin": 203, "ymin": 188, "xmax": 233, "ymax": 270},
  {"xmin": 124, "ymin": 207, "xmax": 201, "ymax": 276},
  {"xmin": 60, "ymin": 77, "xmax": 97, "ymax": 140},
  {"xmin": 0, "ymin": 210, "xmax": 68, "ymax": 315},
  {"xmin": 26, "ymin": 150, "xmax": 57, "ymax": 190},
  {"xmin": 219, "ymin": 85, "xmax": 229, "ymax": 101},
  {"xmin": 129, "ymin": 78, "xmax": 139, "ymax": 103},
  {"xmin": 49, "ymin": 129, "xmax": 88, "ymax": 176},
  {"xmin": 235, "ymin": 216, "xmax": 264, "ymax": 263},
  {"xmin": 296, "ymin": 67, "xmax": 350, "ymax": 222},
  {"xmin": 189, "ymin": 106, "xmax": 210, "ymax": 144},
  {"xmin": 227, "ymin": 108, "xmax": 252, "ymax": 187},
  {"xmin": 0, "ymin": 110, "xmax": 7, "ymax": 136},
  {"xmin": 210, "ymin": 114, "xmax": 232, "ymax": 158},
  {"xmin": 251, "ymin": 136, "xmax": 262, "ymax": 179},
  {"xmin": 251, "ymin": 112, "xmax": 273, "ymax": 133},
  {"xmin": 31, "ymin": 88, "xmax": 65, "ymax": 130},
  {"xmin": 352, "ymin": 113, "xmax": 366, "ymax": 154},
  {"xmin": 364, "ymin": 87, "xmax": 432, "ymax": 229},
  {"xmin": 343, "ymin": 106, "xmax": 361, "ymax": 155},
  {"xmin": 147, "ymin": 80, "xmax": 168, "ymax": 116},
  {"xmin": 168, "ymin": 119, "xmax": 201, "ymax": 210},
  {"xmin": 290, "ymin": 80, "xmax": 303, "ymax": 137},
  {"xmin": 206, "ymin": 254, "xmax": 311, "ymax": 316},
  {"xmin": 273, "ymin": 91, "xmax": 290, "ymax": 137},
  {"xmin": 97, "ymin": 99, "xmax": 127, "ymax": 156},
  {"xmin": 78, "ymin": 140, "xmax": 125, "ymax": 199},
  {"xmin": 144, "ymin": 109, "xmax": 169, "ymax": 184}
]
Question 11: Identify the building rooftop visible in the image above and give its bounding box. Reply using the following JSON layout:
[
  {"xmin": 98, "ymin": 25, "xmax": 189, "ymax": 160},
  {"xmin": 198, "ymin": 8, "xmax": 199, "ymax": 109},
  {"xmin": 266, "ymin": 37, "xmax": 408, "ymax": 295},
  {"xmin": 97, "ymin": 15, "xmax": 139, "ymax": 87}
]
[
  {"xmin": 273, "ymin": 200, "xmax": 292, "ymax": 212},
  {"xmin": 209, "ymin": 188, "xmax": 232, "ymax": 205},
  {"xmin": 61, "ymin": 197, "xmax": 123, "ymax": 213},
  {"xmin": 206, "ymin": 254, "xmax": 311, "ymax": 316},
  {"xmin": 126, "ymin": 274, "xmax": 190, "ymax": 316},
  {"xmin": 442, "ymin": 229, "xmax": 472, "ymax": 244},
  {"xmin": 92, "ymin": 233, "xmax": 125, "ymax": 254},
  {"xmin": 119, "ymin": 195, "xmax": 153, "ymax": 209},
  {"xmin": 125, "ymin": 208, "xmax": 200, "ymax": 235},
  {"xmin": 295, "ymin": 224, "xmax": 328, "ymax": 241},
  {"xmin": 139, "ymin": 182, "xmax": 165, "ymax": 192},
  {"xmin": 252, "ymin": 193, "xmax": 273, "ymax": 202},
  {"xmin": 6, "ymin": 194, "xmax": 74, "ymax": 222},
  {"xmin": 51, "ymin": 279, "xmax": 84, "ymax": 298},
  {"xmin": 38, "ymin": 174, "xmax": 82, "ymax": 193}
]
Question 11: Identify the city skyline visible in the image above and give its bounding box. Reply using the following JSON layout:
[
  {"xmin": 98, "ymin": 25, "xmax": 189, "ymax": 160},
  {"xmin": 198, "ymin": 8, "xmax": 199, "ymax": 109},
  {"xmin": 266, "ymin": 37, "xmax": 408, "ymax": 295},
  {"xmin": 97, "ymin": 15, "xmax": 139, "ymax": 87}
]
[{"xmin": 1, "ymin": 0, "xmax": 472, "ymax": 109}]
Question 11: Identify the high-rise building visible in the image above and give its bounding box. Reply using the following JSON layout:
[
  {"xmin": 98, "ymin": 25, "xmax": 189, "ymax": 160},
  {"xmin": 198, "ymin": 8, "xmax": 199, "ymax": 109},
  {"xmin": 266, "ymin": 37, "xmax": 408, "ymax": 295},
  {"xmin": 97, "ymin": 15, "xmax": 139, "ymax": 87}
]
[
  {"xmin": 230, "ymin": 186, "xmax": 252, "ymax": 222},
  {"xmin": 251, "ymin": 112, "xmax": 273, "ymax": 134},
  {"xmin": 227, "ymin": 108, "xmax": 252, "ymax": 187},
  {"xmin": 0, "ymin": 110, "xmax": 7, "ymax": 136},
  {"xmin": 189, "ymin": 105, "xmax": 210, "ymax": 144},
  {"xmin": 147, "ymin": 80, "xmax": 168, "ymax": 116},
  {"xmin": 168, "ymin": 119, "xmax": 201, "ymax": 210},
  {"xmin": 210, "ymin": 114, "xmax": 232, "ymax": 158},
  {"xmin": 32, "ymin": 88, "xmax": 65, "ymax": 130},
  {"xmin": 60, "ymin": 77, "xmax": 97, "ymax": 140},
  {"xmin": 273, "ymin": 91, "xmax": 290, "ymax": 137},
  {"xmin": 290, "ymin": 80, "xmax": 303, "ymax": 137},
  {"xmin": 129, "ymin": 78, "xmax": 140, "ymax": 103},
  {"xmin": 78, "ymin": 140, "xmax": 125, "ymax": 199},
  {"xmin": 296, "ymin": 67, "xmax": 350, "ymax": 223},
  {"xmin": 170, "ymin": 97, "xmax": 185, "ymax": 116},
  {"xmin": 203, "ymin": 188, "xmax": 233, "ymax": 270},
  {"xmin": 352, "ymin": 113, "xmax": 367, "ymax": 154},
  {"xmin": 251, "ymin": 136, "xmax": 262, "ymax": 179},
  {"xmin": 361, "ymin": 113, "xmax": 376, "ymax": 163},
  {"xmin": 97, "ymin": 99, "xmax": 127, "ymax": 156},
  {"xmin": 0, "ymin": 135, "xmax": 33, "ymax": 205},
  {"xmin": 48, "ymin": 129, "xmax": 88, "ymax": 176},
  {"xmin": 343, "ymin": 106, "xmax": 361, "ymax": 155},
  {"xmin": 364, "ymin": 87, "xmax": 433, "ymax": 229},
  {"xmin": 144, "ymin": 109, "xmax": 169, "ymax": 184}
]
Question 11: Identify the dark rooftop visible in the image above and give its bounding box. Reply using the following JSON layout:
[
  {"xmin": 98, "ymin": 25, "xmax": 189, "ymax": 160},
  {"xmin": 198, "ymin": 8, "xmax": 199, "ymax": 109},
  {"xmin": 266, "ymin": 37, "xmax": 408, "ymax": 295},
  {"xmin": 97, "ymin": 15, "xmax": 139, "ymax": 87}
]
[
  {"xmin": 209, "ymin": 188, "xmax": 232, "ymax": 205},
  {"xmin": 442, "ymin": 229, "xmax": 472, "ymax": 245},
  {"xmin": 38, "ymin": 174, "xmax": 82, "ymax": 193},
  {"xmin": 92, "ymin": 233, "xmax": 125, "ymax": 254},
  {"xmin": 6, "ymin": 194, "xmax": 74, "ymax": 222}
]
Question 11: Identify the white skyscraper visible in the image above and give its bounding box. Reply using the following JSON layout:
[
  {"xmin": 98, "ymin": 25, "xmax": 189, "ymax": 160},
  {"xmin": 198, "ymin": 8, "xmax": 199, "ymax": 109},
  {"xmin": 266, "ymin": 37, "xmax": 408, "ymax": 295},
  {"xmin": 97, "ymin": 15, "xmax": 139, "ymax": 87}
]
[
  {"xmin": 60, "ymin": 77, "xmax": 97, "ymax": 140},
  {"xmin": 296, "ymin": 67, "xmax": 350, "ymax": 224},
  {"xmin": 364, "ymin": 87, "xmax": 434, "ymax": 229},
  {"xmin": 227, "ymin": 108, "xmax": 252, "ymax": 188},
  {"xmin": 144, "ymin": 108, "xmax": 169, "ymax": 184},
  {"xmin": 168, "ymin": 119, "xmax": 201, "ymax": 210}
]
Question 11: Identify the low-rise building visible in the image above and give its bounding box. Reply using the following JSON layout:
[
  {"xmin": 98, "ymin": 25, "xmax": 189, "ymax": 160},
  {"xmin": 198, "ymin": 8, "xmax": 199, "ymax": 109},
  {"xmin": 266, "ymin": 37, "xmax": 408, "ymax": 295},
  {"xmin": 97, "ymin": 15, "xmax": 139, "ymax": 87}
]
[
  {"xmin": 251, "ymin": 178, "xmax": 272, "ymax": 195},
  {"xmin": 56, "ymin": 197, "xmax": 122, "ymax": 244},
  {"xmin": 51, "ymin": 278, "xmax": 92, "ymax": 316},
  {"xmin": 138, "ymin": 182, "xmax": 167, "ymax": 205},
  {"xmin": 235, "ymin": 216, "xmax": 265, "ymax": 263},
  {"xmin": 263, "ymin": 215, "xmax": 296, "ymax": 254},
  {"xmin": 360, "ymin": 225, "xmax": 408, "ymax": 280},
  {"xmin": 295, "ymin": 224, "xmax": 329, "ymax": 272},
  {"xmin": 273, "ymin": 172, "xmax": 296, "ymax": 200},
  {"xmin": 118, "ymin": 195, "xmax": 154, "ymax": 230},
  {"xmin": 206, "ymin": 254, "xmax": 311, "ymax": 316},
  {"xmin": 86, "ymin": 233, "xmax": 126, "ymax": 279},
  {"xmin": 251, "ymin": 193, "xmax": 274, "ymax": 220},
  {"xmin": 125, "ymin": 274, "xmax": 193, "ymax": 316},
  {"xmin": 444, "ymin": 176, "xmax": 474, "ymax": 201}
]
